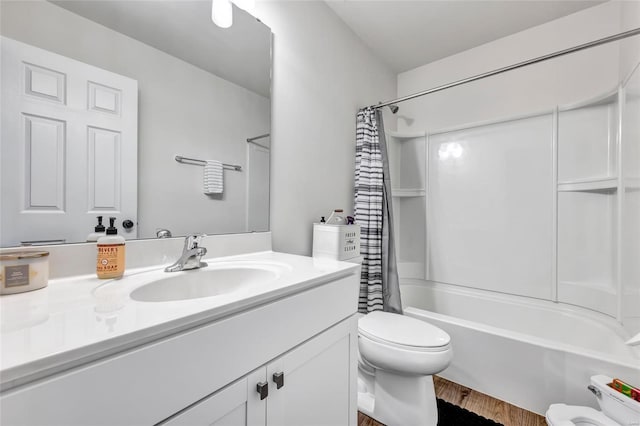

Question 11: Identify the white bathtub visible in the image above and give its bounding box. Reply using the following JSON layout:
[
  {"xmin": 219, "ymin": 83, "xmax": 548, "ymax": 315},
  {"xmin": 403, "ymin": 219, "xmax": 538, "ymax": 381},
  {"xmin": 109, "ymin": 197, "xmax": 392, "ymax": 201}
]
[{"xmin": 401, "ymin": 280, "xmax": 640, "ymax": 415}]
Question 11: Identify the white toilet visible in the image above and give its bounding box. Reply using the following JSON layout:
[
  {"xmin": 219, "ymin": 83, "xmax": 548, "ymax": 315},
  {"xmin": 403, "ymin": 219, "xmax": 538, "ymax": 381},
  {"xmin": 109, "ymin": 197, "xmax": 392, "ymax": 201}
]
[
  {"xmin": 546, "ymin": 375, "xmax": 640, "ymax": 426},
  {"xmin": 357, "ymin": 311, "xmax": 453, "ymax": 426}
]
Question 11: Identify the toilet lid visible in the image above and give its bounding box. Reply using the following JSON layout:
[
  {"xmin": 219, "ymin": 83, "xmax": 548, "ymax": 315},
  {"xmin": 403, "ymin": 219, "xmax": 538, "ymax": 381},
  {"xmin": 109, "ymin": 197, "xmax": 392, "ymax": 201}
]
[
  {"xmin": 358, "ymin": 311, "xmax": 451, "ymax": 349},
  {"xmin": 546, "ymin": 404, "xmax": 620, "ymax": 426}
]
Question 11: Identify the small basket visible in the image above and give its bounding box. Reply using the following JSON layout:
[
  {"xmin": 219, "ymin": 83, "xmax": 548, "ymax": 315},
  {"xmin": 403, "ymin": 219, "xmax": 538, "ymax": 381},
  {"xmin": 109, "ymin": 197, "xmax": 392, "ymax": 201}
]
[{"xmin": 312, "ymin": 224, "xmax": 360, "ymax": 261}]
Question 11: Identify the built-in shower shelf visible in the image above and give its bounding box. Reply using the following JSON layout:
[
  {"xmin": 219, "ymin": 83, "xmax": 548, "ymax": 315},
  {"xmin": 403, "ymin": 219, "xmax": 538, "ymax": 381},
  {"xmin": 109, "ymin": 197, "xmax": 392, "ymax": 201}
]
[
  {"xmin": 557, "ymin": 177, "xmax": 618, "ymax": 192},
  {"xmin": 558, "ymin": 87, "xmax": 618, "ymax": 112},
  {"xmin": 392, "ymin": 188, "xmax": 426, "ymax": 197},
  {"xmin": 386, "ymin": 130, "xmax": 427, "ymax": 139}
]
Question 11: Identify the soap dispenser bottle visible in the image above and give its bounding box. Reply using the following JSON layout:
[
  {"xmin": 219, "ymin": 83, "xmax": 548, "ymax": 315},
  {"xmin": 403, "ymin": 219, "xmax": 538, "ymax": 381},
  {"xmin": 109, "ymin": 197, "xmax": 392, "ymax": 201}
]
[
  {"xmin": 96, "ymin": 217, "xmax": 126, "ymax": 279},
  {"xmin": 87, "ymin": 216, "xmax": 106, "ymax": 242},
  {"xmin": 326, "ymin": 209, "xmax": 346, "ymax": 225}
]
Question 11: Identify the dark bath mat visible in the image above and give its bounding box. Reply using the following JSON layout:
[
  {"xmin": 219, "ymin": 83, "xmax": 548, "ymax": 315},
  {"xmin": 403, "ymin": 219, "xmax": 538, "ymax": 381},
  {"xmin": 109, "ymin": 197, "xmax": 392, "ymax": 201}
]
[{"xmin": 437, "ymin": 398, "xmax": 504, "ymax": 426}]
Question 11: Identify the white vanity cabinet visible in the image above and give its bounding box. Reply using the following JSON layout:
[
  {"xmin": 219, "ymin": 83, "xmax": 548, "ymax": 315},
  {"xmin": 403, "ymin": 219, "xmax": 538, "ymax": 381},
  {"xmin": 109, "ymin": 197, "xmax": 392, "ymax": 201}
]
[
  {"xmin": 162, "ymin": 368, "xmax": 267, "ymax": 426},
  {"xmin": 163, "ymin": 318, "xmax": 354, "ymax": 426},
  {"xmin": 265, "ymin": 319, "xmax": 353, "ymax": 426},
  {"xmin": 0, "ymin": 272, "xmax": 359, "ymax": 426}
]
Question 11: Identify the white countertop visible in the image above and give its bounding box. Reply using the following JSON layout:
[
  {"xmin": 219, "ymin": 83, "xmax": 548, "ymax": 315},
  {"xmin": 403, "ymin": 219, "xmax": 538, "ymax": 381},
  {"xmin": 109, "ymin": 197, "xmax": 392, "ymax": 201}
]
[{"xmin": 0, "ymin": 251, "xmax": 358, "ymax": 391}]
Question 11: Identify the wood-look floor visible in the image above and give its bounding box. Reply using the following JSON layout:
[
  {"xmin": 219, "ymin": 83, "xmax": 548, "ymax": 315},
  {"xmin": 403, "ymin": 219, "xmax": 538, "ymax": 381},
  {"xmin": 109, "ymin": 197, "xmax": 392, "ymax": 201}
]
[{"xmin": 358, "ymin": 376, "xmax": 546, "ymax": 426}]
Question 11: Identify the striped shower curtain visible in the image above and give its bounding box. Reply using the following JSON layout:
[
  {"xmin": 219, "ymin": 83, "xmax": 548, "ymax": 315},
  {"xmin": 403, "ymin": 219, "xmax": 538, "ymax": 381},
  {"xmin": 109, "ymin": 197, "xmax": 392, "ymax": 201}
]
[{"xmin": 354, "ymin": 108, "xmax": 402, "ymax": 314}]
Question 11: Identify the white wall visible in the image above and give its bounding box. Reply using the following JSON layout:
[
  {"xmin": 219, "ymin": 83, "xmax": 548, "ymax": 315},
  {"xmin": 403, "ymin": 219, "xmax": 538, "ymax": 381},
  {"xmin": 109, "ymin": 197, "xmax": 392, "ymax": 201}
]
[
  {"xmin": 254, "ymin": 1, "xmax": 397, "ymax": 256},
  {"xmin": 621, "ymin": 53, "xmax": 640, "ymax": 337},
  {"xmin": 1, "ymin": 0, "xmax": 270, "ymax": 240},
  {"xmin": 619, "ymin": 0, "xmax": 640, "ymax": 82},
  {"xmin": 397, "ymin": 1, "xmax": 637, "ymax": 132}
]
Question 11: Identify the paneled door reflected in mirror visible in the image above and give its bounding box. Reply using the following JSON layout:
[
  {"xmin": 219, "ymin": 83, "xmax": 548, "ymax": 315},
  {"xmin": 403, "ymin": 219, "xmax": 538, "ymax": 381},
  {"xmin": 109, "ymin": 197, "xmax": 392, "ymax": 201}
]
[{"xmin": 0, "ymin": 0, "xmax": 272, "ymax": 247}]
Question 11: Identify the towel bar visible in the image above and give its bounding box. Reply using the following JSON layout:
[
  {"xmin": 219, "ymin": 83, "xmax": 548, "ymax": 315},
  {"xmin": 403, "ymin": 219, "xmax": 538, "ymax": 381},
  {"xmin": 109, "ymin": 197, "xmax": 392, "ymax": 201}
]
[{"xmin": 175, "ymin": 155, "xmax": 242, "ymax": 171}]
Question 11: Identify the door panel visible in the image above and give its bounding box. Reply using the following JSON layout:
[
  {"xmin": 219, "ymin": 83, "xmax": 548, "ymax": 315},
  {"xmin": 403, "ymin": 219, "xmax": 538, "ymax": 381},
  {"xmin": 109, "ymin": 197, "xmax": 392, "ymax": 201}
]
[
  {"xmin": 24, "ymin": 114, "xmax": 66, "ymax": 210},
  {"xmin": 24, "ymin": 62, "xmax": 66, "ymax": 104},
  {"xmin": 1, "ymin": 36, "xmax": 138, "ymax": 246},
  {"xmin": 88, "ymin": 126, "xmax": 121, "ymax": 211}
]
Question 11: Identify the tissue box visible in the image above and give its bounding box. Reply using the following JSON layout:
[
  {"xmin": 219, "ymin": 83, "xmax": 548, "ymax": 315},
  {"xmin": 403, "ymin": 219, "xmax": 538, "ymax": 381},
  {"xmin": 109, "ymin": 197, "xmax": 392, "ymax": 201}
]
[{"xmin": 312, "ymin": 224, "xmax": 360, "ymax": 260}]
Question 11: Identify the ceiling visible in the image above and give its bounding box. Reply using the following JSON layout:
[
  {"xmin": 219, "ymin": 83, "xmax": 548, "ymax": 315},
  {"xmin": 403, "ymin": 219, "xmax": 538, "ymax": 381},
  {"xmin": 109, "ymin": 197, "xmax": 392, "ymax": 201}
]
[
  {"xmin": 325, "ymin": 0, "xmax": 605, "ymax": 73},
  {"xmin": 51, "ymin": 1, "xmax": 272, "ymax": 97}
]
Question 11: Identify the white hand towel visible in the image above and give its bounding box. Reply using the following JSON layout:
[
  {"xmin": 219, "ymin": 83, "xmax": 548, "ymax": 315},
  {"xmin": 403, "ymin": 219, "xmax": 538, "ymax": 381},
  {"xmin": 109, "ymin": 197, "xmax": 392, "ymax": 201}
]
[{"xmin": 204, "ymin": 160, "xmax": 223, "ymax": 194}]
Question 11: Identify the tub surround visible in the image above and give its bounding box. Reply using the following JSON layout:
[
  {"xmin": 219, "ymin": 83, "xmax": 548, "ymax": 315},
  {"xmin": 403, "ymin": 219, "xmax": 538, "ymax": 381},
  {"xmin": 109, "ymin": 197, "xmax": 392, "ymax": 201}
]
[
  {"xmin": 0, "ymin": 236, "xmax": 359, "ymax": 424},
  {"xmin": 402, "ymin": 281, "xmax": 640, "ymax": 415}
]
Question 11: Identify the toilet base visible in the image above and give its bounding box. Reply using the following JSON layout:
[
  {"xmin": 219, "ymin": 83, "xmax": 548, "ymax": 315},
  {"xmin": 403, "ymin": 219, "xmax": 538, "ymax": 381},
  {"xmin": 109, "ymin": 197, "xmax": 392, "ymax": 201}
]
[{"xmin": 357, "ymin": 368, "xmax": 438, "ymax": 426}]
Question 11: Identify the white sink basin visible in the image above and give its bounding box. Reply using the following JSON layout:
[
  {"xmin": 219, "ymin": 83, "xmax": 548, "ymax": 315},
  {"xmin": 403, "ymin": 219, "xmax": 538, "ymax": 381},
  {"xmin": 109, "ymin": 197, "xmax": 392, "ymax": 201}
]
[{"xmin": 130, "ymin": 264, "xmax": 281, "ymax": 302}]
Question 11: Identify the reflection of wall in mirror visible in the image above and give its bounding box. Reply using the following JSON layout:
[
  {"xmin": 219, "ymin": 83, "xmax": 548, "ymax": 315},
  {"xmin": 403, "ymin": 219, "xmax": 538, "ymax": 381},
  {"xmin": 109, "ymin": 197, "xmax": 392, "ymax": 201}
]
[
  {"xmin": 246, "ymin": 137, "xmax": 270, "ymax": 232},
  {"xmin": 0, "ymin": 0, "xmax": 270, "ymax": 244}
]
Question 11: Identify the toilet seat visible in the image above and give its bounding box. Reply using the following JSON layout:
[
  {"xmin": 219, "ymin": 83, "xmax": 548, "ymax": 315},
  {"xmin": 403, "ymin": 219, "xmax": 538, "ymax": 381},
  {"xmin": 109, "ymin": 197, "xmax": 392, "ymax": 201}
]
[
  {"xmin": 359, "ymin": 329, "xmax": 451, "ymax": 353},
  {"xmin": 358, "ymin": 311, "xmax": 451, "ymax": 350},
  {"xmin": 546, "ymin": 404, "xmax": 620, "ymax": 426},
  {"xmin": 357, "ymin": 312, "xmax": 453, "ymax": 375}
]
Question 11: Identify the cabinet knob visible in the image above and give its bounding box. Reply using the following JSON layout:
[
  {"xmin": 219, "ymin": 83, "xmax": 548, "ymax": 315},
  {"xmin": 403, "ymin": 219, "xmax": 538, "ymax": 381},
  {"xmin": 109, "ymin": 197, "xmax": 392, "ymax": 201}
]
[
  {"xmin": 273, "ymin": 372, "xmax": 284, "ymax": 389},
  {"xmin": 256, "ymin": 382, "xmax": 269, "ymax": 400}
]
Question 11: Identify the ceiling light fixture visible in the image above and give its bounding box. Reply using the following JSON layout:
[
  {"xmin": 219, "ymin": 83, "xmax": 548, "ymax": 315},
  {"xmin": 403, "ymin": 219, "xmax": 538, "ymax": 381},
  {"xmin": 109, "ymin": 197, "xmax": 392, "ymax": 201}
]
[{"xmin": 211, "ymin": 0, "xmax": 233, "ymax": 28}]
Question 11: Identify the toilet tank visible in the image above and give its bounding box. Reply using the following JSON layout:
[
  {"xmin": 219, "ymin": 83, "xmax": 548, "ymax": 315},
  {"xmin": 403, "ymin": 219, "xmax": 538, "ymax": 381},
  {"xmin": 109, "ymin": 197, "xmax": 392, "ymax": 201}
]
[{"xmin": 591, "ymin": 375, "xmax": 640, "ymax": 425}]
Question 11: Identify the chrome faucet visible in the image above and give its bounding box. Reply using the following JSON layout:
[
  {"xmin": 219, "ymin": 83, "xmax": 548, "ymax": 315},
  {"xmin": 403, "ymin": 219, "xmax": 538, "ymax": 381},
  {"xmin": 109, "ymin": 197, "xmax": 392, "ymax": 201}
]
[
  {"xmin": 165, "ymin": 234, "xmax": 208, "ymax": 272},
  {"xmin": 156, "ymin": 228, "xmax": 172, "ymax": 238}
]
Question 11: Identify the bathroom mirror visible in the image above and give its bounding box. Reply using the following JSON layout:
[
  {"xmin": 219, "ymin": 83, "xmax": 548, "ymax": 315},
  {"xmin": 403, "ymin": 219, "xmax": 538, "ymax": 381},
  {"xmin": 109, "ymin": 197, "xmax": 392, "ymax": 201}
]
[{"xmin": 0, "ymin": 0, "xmax": 272, "ymax": 247}]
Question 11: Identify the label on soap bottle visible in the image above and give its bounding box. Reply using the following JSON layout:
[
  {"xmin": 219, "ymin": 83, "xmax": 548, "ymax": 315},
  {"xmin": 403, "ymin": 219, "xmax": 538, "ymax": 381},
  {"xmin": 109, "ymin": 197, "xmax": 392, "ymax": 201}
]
[{"xmin": 96, "ymin": 244, "xmax": 125, "ymax": 278}]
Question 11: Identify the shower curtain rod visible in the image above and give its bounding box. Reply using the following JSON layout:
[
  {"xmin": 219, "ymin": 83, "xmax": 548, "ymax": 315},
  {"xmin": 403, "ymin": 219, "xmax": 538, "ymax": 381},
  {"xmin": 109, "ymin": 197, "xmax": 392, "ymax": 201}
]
[{"xmin": 368, "ymin": 27, "xmax": 640, "ymax": 110}]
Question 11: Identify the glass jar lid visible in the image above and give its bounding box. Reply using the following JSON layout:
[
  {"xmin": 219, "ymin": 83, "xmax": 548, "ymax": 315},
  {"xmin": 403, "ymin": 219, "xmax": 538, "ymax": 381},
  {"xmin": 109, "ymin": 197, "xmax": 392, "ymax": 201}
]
[{"xmin": 0, "ymin": 251, "xmax": 50, "ymax": 261}]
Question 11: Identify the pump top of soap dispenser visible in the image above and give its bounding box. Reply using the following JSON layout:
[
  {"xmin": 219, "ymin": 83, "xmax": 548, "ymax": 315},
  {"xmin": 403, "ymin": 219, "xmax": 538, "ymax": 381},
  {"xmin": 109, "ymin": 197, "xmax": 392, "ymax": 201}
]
[
  {"xmin": 94, "ymin": 216, "xmax": 105, "ymax": 232},
  {"xmin": 106, "ymin": 217, "xmax": 118, "ymax": 235},
  {"xmin": 87, "ymin": 216, "xmax": 107, "ymax": 242},
  {"xmin": 97, "ymin": 217, "xmax": 125, "ymax": 245}
]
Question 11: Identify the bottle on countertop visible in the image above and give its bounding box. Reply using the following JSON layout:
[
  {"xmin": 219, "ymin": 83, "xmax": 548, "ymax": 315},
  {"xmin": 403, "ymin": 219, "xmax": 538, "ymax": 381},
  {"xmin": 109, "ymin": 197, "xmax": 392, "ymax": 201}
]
[
  {"xmin": 96, "ymin": 217, "xmax": 126, "ymax": 279},
  {"xmin": 87, "ymin": 216, "xmax": 107, "ymax": 242},
  {"xmin": 326, "ymin": 209, "xmax": 346, "ymax": 225}
]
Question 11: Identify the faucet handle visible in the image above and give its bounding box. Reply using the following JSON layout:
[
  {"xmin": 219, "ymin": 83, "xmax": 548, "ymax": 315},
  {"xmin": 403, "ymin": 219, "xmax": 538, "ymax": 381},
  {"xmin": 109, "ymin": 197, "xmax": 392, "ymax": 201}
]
[{"xmin": 184, "ymin": 233, "xmax": 207, "ymax": 250}]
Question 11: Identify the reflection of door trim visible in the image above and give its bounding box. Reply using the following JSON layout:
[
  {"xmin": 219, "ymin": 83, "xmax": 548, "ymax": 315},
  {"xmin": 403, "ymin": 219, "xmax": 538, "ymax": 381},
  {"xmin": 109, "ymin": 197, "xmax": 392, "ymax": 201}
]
[
  {"xmin": 247, "ymin": 140, "xmax": 270, "ymax": 150},
  {"xmin": 245, "ymin": 140, "xmax": 270, "ymax": 232}
]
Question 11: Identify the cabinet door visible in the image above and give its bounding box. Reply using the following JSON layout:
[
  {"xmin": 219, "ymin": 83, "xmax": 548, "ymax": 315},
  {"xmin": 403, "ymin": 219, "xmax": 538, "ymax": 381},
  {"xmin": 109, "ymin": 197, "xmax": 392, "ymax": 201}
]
[
  {"xmin": 161, "ymin": 368, "xmax": 266, "ymax": 426},
  {"xmin": 266, "ymin": 317, "xmax": 357, "ymax": 426}
]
